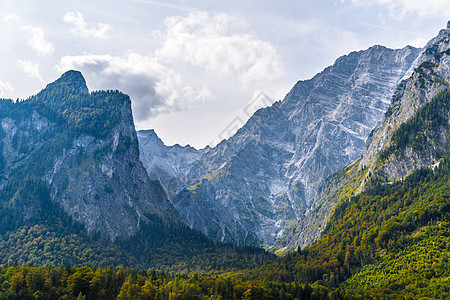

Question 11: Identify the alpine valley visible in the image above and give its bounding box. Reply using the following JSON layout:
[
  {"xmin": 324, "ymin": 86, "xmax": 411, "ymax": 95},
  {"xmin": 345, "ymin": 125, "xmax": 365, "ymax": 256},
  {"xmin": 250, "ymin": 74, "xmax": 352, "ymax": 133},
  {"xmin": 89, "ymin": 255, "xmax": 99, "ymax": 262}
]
[{"xmin": 0, "ymin": 22, "xmax": 448, "ymax": 299}]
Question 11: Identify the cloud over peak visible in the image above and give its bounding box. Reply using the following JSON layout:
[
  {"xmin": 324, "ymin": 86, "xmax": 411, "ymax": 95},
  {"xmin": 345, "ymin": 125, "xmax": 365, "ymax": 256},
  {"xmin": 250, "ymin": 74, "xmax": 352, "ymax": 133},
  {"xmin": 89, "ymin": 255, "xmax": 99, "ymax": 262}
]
[
  {"xmin": 156, "ymin": 11, "xmax": 285, "ymax": 87},
  {"xmin": 56, "ymin": 52, "xmax": 212, "ymax": 121},
  {"xmin": 55, "ymin": 11, "xmax": 284, "ymax": 123}
]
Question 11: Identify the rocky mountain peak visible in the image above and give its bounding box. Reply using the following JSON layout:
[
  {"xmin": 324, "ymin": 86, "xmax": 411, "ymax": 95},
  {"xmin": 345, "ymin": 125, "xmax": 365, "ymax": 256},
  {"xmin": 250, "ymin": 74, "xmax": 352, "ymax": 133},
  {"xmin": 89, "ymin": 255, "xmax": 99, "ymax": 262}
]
[
  {"xmin": 139, "ymin": 41, "xmax": 421, "ymax": 247},
  {"xmin": 277, "ymin": 24, "xmax": 450, "ymax": 253},
  {"xmin": 46, "ymin": 70, "xmax": 89, "ymax": 94},
  {"xmin": 139, "ymin": 129, "xmax": 164, "ymax": 146},
  {"xmin": 360, "ymin": 26, "xmax": 450, "ymax": 178},
  {"xmin": 0, "ymin": 72, "xmax": 180, "ymax": 242},
  {"xmin": 138, "ymin": 129, "xmax": 202, "ymax": 200}
]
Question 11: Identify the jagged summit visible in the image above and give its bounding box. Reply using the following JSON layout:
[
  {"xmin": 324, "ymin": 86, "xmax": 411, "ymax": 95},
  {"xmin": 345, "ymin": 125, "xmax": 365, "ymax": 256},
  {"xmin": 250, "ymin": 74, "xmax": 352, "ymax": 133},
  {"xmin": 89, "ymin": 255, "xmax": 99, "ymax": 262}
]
[
  {"xmin": 277, "ymin": 25, "xmax": 450, "ymax": 252},
  {"xmin": 138, "ymin": 129, "xmax": 198, "ymax": 150},
  {"xmin": 0, "ymin": 71, "xmax": 181, "ymax": 242},
  {"xmin": 139, "ymin": 42, "xmax": 421, "ymax": 247},
  {"xmin": 137, "ymin": 129, "xmax": 202, "ymax": 199},
  {"xmin": 46, "ymin": 70, "xmax": 89, "ymax": 94},
  {"xmin": 138, "ymin": 129, "xmax": 166, "ymax": 148}
]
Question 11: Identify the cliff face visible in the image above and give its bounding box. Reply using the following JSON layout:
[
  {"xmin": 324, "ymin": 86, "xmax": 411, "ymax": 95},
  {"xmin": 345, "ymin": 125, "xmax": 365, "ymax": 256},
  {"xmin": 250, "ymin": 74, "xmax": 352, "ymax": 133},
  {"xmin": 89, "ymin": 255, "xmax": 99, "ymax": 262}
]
[
  {"xmin": 139, "ymin": 45, "xmax": 421, "ymax": 247},
  {"xmin": 361, "ymin": 26, "xmax": 450, "ymax": 178},
  {"xmin": 277, "ymin": 25, "xmax": 450, "ymax": 252},
  {"xmin": 137, "ymin": 130, "xmax": 201, "ymax": 200},
  {"xmin": 0, "ymin": 71, "xmax": 179, "ymax": 241}
]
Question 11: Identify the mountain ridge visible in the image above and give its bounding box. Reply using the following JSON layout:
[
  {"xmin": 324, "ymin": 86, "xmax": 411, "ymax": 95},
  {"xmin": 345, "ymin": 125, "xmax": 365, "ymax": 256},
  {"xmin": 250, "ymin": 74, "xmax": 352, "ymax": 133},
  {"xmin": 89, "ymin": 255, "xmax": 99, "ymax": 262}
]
[
  {"xmin": 276, "ymin": 25, "xmax": 450, "ymax": 252},
  {"xmin": 0, "ymin": 70, "xmax": 277, "ymax": 272},
  {"xmin": 0, "ymin": 71, "xmax": 179, "ymax": 242},
  {"xmin": 139, "ymin": 43, "xmax": 421, "ymax": 247}
]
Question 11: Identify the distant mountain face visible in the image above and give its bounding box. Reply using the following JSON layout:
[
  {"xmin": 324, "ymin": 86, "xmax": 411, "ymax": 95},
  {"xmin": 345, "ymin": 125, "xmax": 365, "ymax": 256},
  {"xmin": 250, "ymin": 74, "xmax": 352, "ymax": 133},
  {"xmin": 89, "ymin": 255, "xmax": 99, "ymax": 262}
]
[
  {"xmin": 0, "ymin": 71, "xmax": 179, "ymax": 242},
  {"xmin": 277, "ymin": 24, "xmax": 450, "ymax": 252},
  {"xmin": 137, "ymin": 130, "xmax": 201, "ymax": 199},
  {"xmin": 139, "ymin": 44, "xmax": 421, "ymax": 247},
  {"xmin": 0, "ymin": 74, "xmax": 277, "ymax": 270}
]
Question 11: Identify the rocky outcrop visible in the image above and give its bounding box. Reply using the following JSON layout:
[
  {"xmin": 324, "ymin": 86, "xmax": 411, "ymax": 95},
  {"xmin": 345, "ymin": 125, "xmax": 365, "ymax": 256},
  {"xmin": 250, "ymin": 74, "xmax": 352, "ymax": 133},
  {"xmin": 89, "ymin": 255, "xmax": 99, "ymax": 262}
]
[
  {"xmin": 137, "ymin": 130, "xmax": 201, "ymax": 199},
  {"xmin": 0, "ymin": 71, "xmax": 179, "ymax": 241},
  {"xmin": 361, "ymin": 26, "xmax": 450, "ymax": 178},
  {"xmin": 140, "ymin": 44, "xmax": 421, "ymax": 247}
]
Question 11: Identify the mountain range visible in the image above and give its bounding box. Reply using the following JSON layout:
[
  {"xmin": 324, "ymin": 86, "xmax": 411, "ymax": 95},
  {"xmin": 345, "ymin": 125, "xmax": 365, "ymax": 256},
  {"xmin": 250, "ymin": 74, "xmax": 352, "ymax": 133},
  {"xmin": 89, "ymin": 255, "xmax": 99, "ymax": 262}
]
[
  {"xmin": 0, "ymin": 69, "xmax": 272, "ymax": 271},
  {"xmin": 0, "ymin": 20, "xmax": 448, "ymax": 294},
  {"xmin": 138, "ymin": 41, "xmax": 421, "ymax": 248},
  {"xmin": 277, "ymin": 23, "xmax": 450, "ymax": 252},
  {"xmin": 137, "ymin": 23, "xmax": 449, "ymax": 252}
]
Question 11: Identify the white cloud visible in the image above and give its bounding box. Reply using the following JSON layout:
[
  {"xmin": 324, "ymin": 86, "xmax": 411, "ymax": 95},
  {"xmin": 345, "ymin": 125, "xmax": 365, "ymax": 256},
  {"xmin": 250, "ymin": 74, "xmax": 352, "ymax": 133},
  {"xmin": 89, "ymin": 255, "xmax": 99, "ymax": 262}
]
[
  {"xmin": 342, "ymin": 0, "xmax": 450, "ymax": 19},
  {"xmin": 64, "ymin": 11, "xmax": 112, "ymax": 39},
  {"xmin": 156, "ymin": 11, "xmax": 284, "ymax": 87},
  {"xmin": 17, "ymin": 60, "xmax": 45, "ymax": 83},
  {"xmin": 1, "ymin": 14, "xmax": 54, "ymax": 55},
  {"xmin": 56, "ymin": 52, "xmax": 212, "ymax": 121},
  {"xmin": 21, "ymin": 26, "xmax": 55, "ymax": 55},
  {"xmin": 3, "ymin": 13, "xmax": 19, "ymax": 25},
  {"xmin": 0, "ymin": 80, "xmax": 14, "ymax": 97}
]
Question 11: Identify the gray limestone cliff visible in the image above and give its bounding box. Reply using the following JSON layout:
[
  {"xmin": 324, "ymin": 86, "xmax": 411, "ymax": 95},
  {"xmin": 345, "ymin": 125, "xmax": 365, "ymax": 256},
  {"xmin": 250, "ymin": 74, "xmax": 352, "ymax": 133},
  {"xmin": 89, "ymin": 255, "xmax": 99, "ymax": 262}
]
[
  {"xmin": 139, "ymin": 44, "xmax": 421, "ymax": 247},
  {"xmin": 137, "ymin": 130, "xmax": 200, "ymax": 200},
  {"xmin": 361, "ymin": 26, "xmax": 450, "ymax": 177},
  {"xmin": 0, "ymin": 71, "xmax": 179, "ymax": 241},
  {"xmin": 277, "ymin": 24, "xmax": 450, "ymax": 252}
]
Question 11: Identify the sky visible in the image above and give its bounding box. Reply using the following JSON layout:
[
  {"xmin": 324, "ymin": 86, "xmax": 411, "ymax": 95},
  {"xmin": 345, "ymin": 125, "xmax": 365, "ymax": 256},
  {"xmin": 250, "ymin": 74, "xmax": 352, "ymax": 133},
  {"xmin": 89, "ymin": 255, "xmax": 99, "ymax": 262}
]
[{"xmin": 0, "ymin": 0, "xmax": 449, "ymax": 148}]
